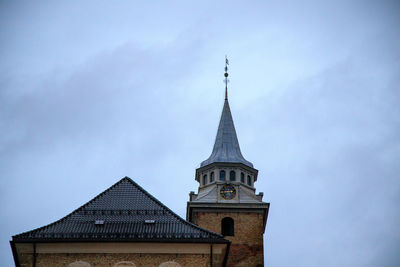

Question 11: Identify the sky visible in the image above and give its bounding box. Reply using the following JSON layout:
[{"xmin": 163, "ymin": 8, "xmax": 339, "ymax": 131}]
[{"xmin": 1, "ymin": 1, "xmax": 399, "ymax": 266}]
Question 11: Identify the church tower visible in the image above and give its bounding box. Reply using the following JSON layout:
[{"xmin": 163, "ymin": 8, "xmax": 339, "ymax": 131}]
[{"xmin": 187, "ymin": 60, "xmax": 270, "ymax": 267}]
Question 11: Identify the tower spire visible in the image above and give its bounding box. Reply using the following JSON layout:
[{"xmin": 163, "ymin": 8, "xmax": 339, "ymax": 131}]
[
  {"xmin": 200, "ymin": 58, "xmax": 253, "ymax": 168},
  {"xmin": 224, "ymin": 56, "xmax": 229, "ymax": 100}
]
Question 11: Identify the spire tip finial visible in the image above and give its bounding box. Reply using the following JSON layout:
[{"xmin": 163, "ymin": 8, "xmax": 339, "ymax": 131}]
[{"xmin": 224, "ymin": 56, "xmax": 229, "ymax": 100}]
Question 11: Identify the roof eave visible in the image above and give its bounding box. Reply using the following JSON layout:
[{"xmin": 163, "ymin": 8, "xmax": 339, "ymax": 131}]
[{"xmin": 11, "ymin": 237, "xmax": 230, "ymax": 244}]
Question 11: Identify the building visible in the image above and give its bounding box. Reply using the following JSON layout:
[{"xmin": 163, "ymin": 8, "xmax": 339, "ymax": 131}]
[
  {"xmin": 187, "ymin": 62, "xmax": 269, "ymax": 266},
  {"xmin": 10, "ymin": 178, "xmax": 230, "ymax": 267},
  {"xmin": 11, "ymin": 62, "xmax": 269, "ymax": 267}
]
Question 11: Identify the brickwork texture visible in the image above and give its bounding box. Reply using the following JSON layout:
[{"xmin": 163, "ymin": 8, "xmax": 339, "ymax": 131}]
[
  {"xmin": 193, "ymin": 211, "xmax": 264, "ymax": 267},
  {"xmin": 17, "ymin": 252, "xmax": 224, "ymax": 267}
]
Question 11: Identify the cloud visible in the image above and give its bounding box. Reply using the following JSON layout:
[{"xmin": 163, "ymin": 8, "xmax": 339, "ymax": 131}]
[
  {"xmin": 1, "ymin": 1, "xmax": 400, "ymax": 266},
  {"xmin": 253, "ymin": 49, "xmax": 400, "ymax": 266}
]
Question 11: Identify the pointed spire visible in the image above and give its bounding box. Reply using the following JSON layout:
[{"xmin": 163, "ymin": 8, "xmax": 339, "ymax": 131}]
[
  {"xmin": 200, "ymin": 58, "xmax": 253, "ymax": 168},
  {"xmin": 200, "ymin": 100, "xmax": 253, "ymax": 167}
]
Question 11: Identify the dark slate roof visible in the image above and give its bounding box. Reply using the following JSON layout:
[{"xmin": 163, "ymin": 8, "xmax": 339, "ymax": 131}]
[
  {"xmin": 13, "ymin": 177, "xmax": 227, "ymax": 243},
  {"xmin": 200, "ymin": 99, "xmax": 253, "ymax": 168}
]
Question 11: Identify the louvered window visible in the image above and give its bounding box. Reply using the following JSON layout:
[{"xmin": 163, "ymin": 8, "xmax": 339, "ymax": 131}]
[
  {"xmin": 220, "ymin": 170, "xmax": 226, "ymax": 181},
  {"xmin": 202, "ymin": 174, "xmax": 207, "ymax": 185},
  {"xmin": 230, "ymin": 170, "xmax": 236, "ymax": 181}
]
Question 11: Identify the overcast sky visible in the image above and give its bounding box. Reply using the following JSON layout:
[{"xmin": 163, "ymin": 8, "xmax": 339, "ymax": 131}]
[{"xmin": 1, "ymin": 1, "xmax": 399, "ymax": 266}]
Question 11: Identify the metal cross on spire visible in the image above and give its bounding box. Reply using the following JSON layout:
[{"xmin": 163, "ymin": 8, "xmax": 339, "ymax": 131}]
[{"xmin": 224, "ymin": 56, "xmax": 229, "ymax": 100}]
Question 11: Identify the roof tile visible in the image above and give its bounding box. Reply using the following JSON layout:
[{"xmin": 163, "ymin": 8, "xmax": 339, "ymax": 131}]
[{"xmin": 13, "ymin": 177, "xmax": 227, "ymax": 243}]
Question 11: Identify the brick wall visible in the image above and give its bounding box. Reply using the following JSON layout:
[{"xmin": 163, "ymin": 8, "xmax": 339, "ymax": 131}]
[
  {"xmin": 193, "ymin": 212, "xmax": 264, "ymax": 267},
  {"xmin": 18, "ymin": 252, "xmax": 221, "ymax": 267}
]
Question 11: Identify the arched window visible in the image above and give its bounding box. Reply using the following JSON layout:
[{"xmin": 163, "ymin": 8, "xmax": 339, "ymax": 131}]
[
  {"xmin": 68, "ymin": 261, "xmax": 91, "ymax": 267},
  {"xmin": 114, "ymin": 262, "xmax": 136, "ymax": 267},
  {"xmin": 203, "ymin": 174, "xmax": 207, "ymax": 185},
  {"xmin": 210, "ymin": 171, "xmax": 214, "ymax": 182},
  {"xmin": 241, "ymin": 172, "xmax": 245, "ymax": 183},
  {"xmin": 219, "ymin": 170, "xmax": 226, "ymax": 181},
  {"xmin": 221, "ymin": 217, "xmax": 234, "ymax": 236},
  {"xmin": 247, "ymin": 175, "xmax": 252, "ymax": 186},
  {"xmin": 159, "ymin": 262, "xmax": 181, "ymax": 267},
  {"xmin": 229, "ymin": 171, "xmax": 236, "ymax": 181}
]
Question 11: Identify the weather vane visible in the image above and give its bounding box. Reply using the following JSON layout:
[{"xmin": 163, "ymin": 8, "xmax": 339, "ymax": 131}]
[{"xmin": 224, "ymin": 55, "xmax": 229, "ymax": 100}]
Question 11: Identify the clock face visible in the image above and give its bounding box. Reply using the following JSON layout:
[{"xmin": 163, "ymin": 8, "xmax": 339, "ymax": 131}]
[{"xmin": 220, "ymin": 185, "xmax": 236, "ymax": 200}]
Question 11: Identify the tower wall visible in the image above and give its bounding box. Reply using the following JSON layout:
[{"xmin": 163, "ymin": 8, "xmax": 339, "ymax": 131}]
[{"xmin": 192, "ymin": 211, "xmax": 265, "ymax": 267}]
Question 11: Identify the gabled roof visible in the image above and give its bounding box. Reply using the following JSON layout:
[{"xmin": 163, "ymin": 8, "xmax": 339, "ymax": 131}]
[
  {"xmin": 13, "ymin": 177, "xmax": 228, "ymax": 243},
  {"xmin": 200, "ymin": 99, "xmax": 253, "ymax": 168}
]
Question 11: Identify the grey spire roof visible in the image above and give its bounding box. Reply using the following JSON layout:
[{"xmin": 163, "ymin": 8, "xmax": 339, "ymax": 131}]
[
  {"xmin": 12, "ymin": 177, "xmax": 227, "ymax": 243},
  {"xmin": 200, "ymin": 99, "xmax": 253, "ymax": 168}
]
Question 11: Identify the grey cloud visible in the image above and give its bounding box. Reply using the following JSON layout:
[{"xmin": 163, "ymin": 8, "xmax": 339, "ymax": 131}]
[{"xmin": 1, "ymin": 1, "xmax": 400, "ymax": 267}]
